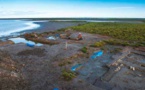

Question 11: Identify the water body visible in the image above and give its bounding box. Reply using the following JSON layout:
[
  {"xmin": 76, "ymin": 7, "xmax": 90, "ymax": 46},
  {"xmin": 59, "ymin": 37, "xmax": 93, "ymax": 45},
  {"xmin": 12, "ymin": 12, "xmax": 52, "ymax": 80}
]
[
  {"xmin": 0, "ymin": 20, "xmax": 40, "ymax": 37},
  {"xmin": 9, "ymin": 37, "xmax": 43, "ymax": 47}
]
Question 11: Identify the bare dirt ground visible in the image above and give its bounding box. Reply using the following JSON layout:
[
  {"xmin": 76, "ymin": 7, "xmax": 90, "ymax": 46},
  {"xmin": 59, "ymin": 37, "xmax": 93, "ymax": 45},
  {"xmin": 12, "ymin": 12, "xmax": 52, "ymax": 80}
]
[
  {"xmin": 0, "ymin": 50, "xmax": 29, "ymax": 90},
  {"xmin": 0, "ymin": 31, "xmax": 145, "ymax": 90}
]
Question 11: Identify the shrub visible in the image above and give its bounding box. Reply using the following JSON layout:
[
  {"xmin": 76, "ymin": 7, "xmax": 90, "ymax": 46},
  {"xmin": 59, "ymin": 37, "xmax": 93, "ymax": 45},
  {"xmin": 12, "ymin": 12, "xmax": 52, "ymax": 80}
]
[
  {"xmin": 69, "ymin": 22, "xmax": 145, "ymax": 47},
  {"xmin": 90, "ymin": 41, "xmax": 105, "ymax": 47},
  {"xmin": 104, "ymin": 39, "xmax": 129, "ymax": 46},
  {"xmin": 61, "ymin": 70, "xmax": 76, "ymax": 81},
  {"xmin": 81, "ymin": 47, "xmax": 87, "ymax": 53},
  {"xmin": 24, "ymin": 33, "xmax": 37, "ymax": 38},
  {"xmin": 70, "ymin": 22, "xmax": 145, "ymax": 42},
  {"xmin": 57, "ymin": 28, "xmax": 66, "ymax": 32}
]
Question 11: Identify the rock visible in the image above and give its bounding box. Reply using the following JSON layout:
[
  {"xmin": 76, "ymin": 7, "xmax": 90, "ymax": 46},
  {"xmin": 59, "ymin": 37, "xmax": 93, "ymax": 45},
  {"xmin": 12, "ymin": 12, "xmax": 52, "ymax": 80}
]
[
  {"xmin": 115, "ymin": 67, "xmax": 121, "ymax": 72},
  {"xmin": 22, "ymin": 64, "xmax": 25, "ymax": 66},
  {"xmin": 120, "ymin": 64, "xmax": 124, "ymax": 67},
  {"xmin": 69, "ymin": 33, "xmax": 78, "ymax": 39},
  {"xmin": 130, "ymin": 66, "xmax": 135, "ymax": 71},
  {"xmin": 118, "ymin": 59, "xmax": 122, "ymax": 63},
  {"xmin": 11, "ymin": 71, "xmax": 18, "ymax": 78},
  {"xmin": 132, "ymin": 67, "xmax": 135, "ymax": 71},
  {"xmin": 60, "ymin": 34, "xmax": 67, "ymax": 39},
  {"xmin": 138, "ymin": 74, "xmax": 142, "ymax": 77},
  {"xmin": 112, "ymin": 62, "xmax": 118, "ymax": 66}
]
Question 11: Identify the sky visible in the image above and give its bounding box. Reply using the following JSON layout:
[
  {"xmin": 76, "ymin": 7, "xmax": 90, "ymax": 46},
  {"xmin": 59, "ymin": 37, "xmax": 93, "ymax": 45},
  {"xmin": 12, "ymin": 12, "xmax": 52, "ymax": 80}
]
[{"xmin": 0, "ymin": 0, "xmax": 145, "ymax": 18}]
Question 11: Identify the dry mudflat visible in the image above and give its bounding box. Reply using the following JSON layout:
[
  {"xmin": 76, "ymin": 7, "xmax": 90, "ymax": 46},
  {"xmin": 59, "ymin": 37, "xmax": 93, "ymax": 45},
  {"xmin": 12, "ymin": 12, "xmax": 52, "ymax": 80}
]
[{"xmin": 0, "ymin": 31, "xmax": 145, "ymax": 90}]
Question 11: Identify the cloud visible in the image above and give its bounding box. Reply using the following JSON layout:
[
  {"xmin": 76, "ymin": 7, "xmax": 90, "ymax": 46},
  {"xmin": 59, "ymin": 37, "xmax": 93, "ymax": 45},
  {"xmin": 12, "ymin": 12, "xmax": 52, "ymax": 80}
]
[
  {"xmin": 0, "ymin": 6, "xmax": 144, "ymax": 18},
  {"xmin": 0, "ymin": 9, "xmax": 72, "ymax": 18},
  {"xmin": 110, "ymin": 6, "xmax": 135, "ymax": 9},
  {"xmin": 0, "ymin": 10, "xmax": 48, "ymax": 18}
]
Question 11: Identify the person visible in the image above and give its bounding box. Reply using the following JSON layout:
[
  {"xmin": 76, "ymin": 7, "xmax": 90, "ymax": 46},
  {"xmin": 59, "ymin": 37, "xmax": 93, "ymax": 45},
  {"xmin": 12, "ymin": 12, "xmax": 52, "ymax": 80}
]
[
  {"xmin": 65, "ymin": 30, "xmax": 72, "ymax": 39},
  {"xmin": 77, "ymin": 33, "xmax": 83, "ymax": 40},
  {"xmin": 64, "ymin": 41, "xmax": 68, "ymax": 50}
]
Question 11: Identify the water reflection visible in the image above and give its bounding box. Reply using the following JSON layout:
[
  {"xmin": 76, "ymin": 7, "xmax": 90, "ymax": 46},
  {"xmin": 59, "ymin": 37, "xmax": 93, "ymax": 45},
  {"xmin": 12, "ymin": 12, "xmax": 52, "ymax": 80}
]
[{"xmin": 9, "ymin": 37, "xmax": 43, "ymax": 46}]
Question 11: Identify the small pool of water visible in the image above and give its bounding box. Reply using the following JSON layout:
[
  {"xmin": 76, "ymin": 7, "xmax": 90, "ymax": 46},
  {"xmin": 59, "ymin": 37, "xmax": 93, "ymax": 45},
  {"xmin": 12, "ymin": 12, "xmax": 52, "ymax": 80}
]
[{"xmin": 9, "ymin": 37, "xmax": 43, "ymax": 46}]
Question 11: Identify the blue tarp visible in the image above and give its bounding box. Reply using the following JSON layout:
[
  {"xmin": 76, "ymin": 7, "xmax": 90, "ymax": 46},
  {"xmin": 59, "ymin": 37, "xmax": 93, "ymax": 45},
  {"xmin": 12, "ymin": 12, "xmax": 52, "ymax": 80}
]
[
  {"xmin": 53, "ymin": 88, "xmax": 59, "ymax": 90},
  {"xmin": 90, "ymin": 50, "xmax": 103, "ymax": 60},
  {"xmin": 71, "ymin": 64, "xmax": 82, "ymax": 71},
  {"xmin": 26, "ymin": 43, "xmax": 35, "ymax": 47}
]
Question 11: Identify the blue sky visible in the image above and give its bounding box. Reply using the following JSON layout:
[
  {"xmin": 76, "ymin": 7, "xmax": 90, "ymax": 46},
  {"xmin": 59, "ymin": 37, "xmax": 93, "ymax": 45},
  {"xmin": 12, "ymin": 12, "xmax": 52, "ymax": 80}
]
[{"xmin": 0, "ymin": 0, "xmax": 145, "ymax": 18}]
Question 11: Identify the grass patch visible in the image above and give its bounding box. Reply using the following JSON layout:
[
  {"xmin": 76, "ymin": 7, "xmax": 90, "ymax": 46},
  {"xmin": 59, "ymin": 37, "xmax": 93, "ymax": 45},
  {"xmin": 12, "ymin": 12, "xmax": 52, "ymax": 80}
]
[
  {"xmin": 104, "ymin": 39, "xmax": 145, "ymax": 47},
  {"xmin": 57, "ymin": 28, "xmax": 66, "ymax": 32},
  {"xmin": 81, "ymin": 47, "xmax": 87, "ymax": 53},
  {"xmin": 61, "ymin": 69, "xmax": 76, "ymax": 81},
  {"xmin": 104, "ymin": 39, "xmax": 130, "ymax": 46},
  {"xmin": 59, "ymin": 61, "xmax": 72, "ymax": 67},
  {"xmin": 68, "ymin": 22, "xmax": 145, "ymax": 47},
  {"xmin": 90, "ymin": 41, "xmax": 105, "ymax": 47}
]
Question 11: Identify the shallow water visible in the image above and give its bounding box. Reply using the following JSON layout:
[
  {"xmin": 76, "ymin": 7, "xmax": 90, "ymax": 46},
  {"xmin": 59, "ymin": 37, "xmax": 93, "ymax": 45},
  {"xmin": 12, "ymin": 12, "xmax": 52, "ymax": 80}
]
[{"xmin": 9, "ymin": 37, "xmax": 43, "ymax": 46}]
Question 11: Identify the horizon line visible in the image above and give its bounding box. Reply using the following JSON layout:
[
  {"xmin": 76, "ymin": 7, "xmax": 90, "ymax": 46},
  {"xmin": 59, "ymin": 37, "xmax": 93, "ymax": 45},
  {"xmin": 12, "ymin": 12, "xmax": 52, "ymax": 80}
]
[{"xmin": 0, "ymin": 17, "xmax": 145, "ymax": 19}]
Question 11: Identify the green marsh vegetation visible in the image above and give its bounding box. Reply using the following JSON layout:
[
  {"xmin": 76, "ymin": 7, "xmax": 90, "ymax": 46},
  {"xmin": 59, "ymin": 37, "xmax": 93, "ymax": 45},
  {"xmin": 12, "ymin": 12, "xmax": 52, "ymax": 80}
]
[
  {"xmin": 69, "ymin": 22, "xmax": 145, "ymax": 47},
  {"xmin": 81, "ymin": 47, "xmax": 88, "ymax": 53},
  {"xmin": 90, "ymin": 41, "xmax": 106, "ymax": 47},
  {"xmin": 61, "ymin": 69, "xmax": 76, "ymax": 81}
]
